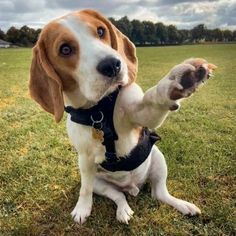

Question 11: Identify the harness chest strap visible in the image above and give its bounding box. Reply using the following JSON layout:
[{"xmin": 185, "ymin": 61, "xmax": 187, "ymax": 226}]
[{"xmin": 64, "ymin": 88, "xmax": 161, "ymax": 172}]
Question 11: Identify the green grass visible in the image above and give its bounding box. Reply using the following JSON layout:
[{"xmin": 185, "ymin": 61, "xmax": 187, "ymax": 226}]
[{"xmin": 0, "ymin": 44, "xmax": 235, "ymax": 235}]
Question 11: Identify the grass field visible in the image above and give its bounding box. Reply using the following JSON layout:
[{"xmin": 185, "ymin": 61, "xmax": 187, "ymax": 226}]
[{"xmin": 0, "ymin": 44, "xmax": 235, "ymax": 235}]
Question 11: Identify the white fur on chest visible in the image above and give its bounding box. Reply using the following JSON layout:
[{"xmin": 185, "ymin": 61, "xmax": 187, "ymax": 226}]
[
  {"xmin": 66, "ymin": 83, "xmax": 152, "ymax": 189},
  {"xmin": 66, "ymin": 116, "xmax": 106, "ymax": 164}
]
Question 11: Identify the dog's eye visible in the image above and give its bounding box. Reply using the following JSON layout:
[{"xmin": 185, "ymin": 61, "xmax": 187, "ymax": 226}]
[
  {"xmin": 59, "ymin": 43, "xmax": 72, "ymax": 56},
  {"xmin": 97, "ymin": 27, "xmax": 105, "ymax": 38}
]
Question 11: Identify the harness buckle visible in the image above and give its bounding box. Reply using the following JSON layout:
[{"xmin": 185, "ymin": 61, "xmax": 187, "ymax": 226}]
[{"xmin": 90, "ymin": 111, "xmax": 104, "ymax": 130}]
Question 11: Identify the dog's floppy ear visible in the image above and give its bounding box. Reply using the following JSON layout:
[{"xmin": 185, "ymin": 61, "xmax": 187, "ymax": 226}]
[
  {"xmin": 110, "ymin": 27, "xmax": 138, "ymax": 84},
  {"xmin": 29, "ymin": 40, "xmax": 64, "ymax": 122}
]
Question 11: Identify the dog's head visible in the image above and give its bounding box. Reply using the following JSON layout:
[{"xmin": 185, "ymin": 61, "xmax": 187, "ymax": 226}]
[{"xmin": 29, "ymin": 9, "xmax": 137, "ymax": 122}]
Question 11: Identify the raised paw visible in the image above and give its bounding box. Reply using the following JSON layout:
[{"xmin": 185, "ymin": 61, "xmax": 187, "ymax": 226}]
[
  {"xmin": 169, "ymin": 58, "xmax": 217, "ymax": 102},
  {"xmin": 71, "ymin": 202, "xmax": 92, "ymax": 224},
  {"xmin": 174, "ymin": 199, "xmax": 201, "ymax": 216},
  {"xmin": 116, "ymin": 202, "xmax": 134, "ymax": 224}
]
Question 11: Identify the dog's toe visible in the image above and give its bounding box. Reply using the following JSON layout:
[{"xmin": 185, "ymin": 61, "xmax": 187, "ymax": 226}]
[
  {"xmin": 71, "ymin": 204, "xmax": 92, "ymax": 224},
  {"xmin": 175, "ymin": 200, "xmax": 201, "ymax": 216},
  {"xmin": 116, "ymin": 202, "xmax": 134, "ymax": 224}
]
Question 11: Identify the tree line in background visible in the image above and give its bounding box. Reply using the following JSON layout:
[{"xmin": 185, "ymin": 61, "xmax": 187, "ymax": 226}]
[
  {"xmin": 0, "ymin": 26, "xmax": 41, "ymax": 46},
  {"xmin": 1, "ymin": 16, "xmax": 236, "ymax": 47}
]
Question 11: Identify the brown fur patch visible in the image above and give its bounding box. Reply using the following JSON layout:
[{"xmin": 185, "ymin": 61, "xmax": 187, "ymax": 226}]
[
  {"xmin": 40, "ymin": 22, "xmax": 80, "ymax": 91},
  {"xmin": 208, "ymin": 63, "xmax": 217, "ymax": 70},
  {"xmin": 29, "ymin": 45, "xmax": 64, "ymax": 122},
  {"xmin": 29, "ymin": 22, "xmax": 80, "ymax": 122},
  {"xmin": 188, "ymin": 58, "xmax": 207, "ymax": 68}
]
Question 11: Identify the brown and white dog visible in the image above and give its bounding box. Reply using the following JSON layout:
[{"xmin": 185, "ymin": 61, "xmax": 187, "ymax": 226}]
[{"xmin": 29, "ymin": 9, "xmax": 216, "ymax": 224}]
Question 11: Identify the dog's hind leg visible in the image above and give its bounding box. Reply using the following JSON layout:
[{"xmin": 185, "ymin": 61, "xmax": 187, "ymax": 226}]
[
  {"xmin": 93, "ymin": 177, "xmax": 134, "ymax": 224},
  {"xmin": 149, "ymin": 146, "xmax": 201, "ymax": 216}
]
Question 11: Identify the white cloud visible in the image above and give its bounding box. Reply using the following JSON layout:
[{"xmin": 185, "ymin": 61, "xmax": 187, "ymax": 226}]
[{"xmin": 0, "ymin": 0, "xmax": 235, "ymax": 31}]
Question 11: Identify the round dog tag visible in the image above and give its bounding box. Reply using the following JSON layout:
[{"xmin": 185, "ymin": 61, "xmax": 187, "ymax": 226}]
[{"xmin": 92, "ymin": 128, "xmax": 104, "ymax": 142}]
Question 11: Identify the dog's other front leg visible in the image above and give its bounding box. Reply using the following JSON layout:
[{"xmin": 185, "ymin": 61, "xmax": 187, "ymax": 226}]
[
  {"xmin": 149, "ymin": 146, "xmax": 201, "ymax": 216},
  {"xmin": 71, "ymin": 155, "xmax": 97, "ymax": 224},
  {"xmin": 126, "ymin": 58, "xmax": 216, "ymax": 129}
]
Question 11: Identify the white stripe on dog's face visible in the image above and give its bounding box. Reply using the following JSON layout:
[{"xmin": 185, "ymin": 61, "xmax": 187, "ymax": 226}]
[{"xmin": 59, "ymin": 15, "xmax": 128, "ymax": 103}]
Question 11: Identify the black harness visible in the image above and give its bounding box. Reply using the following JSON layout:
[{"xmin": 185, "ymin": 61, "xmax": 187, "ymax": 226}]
[{"xmin": 64, "ymin": 88, "xmax": 160, "ymax": 172}]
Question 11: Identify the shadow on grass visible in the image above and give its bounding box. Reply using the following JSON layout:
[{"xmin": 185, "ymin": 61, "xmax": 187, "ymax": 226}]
[
  {"xmin": 3, "ymin": 175, "xmax": 235, "ymax": 235},
  {"xmin": 6, "ymin": 184, "xmax": 141, "ymax": 235}
]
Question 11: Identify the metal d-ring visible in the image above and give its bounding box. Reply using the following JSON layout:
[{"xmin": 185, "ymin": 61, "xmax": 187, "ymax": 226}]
[{"xmin": 90, "ymin": 111, "xmax": 104, "ymax": 129}]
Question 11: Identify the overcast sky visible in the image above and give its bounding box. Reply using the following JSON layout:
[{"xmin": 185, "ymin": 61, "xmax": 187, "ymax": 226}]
[{"xmin": 0, "ymin": 0, "xmax": 236, "ymax": 31}]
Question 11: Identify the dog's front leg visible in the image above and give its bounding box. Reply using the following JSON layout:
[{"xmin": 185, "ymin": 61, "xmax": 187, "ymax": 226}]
[
  {"xmin": 128, "ymin": 59, "xmax": 216, "ymax": 129},
  {"xmin": 71, "ymin": 154, "xmax": 97, "ymax": 224}
]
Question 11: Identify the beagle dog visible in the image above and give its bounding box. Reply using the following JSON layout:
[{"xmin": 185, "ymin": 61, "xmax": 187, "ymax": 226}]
[{"xmin": 29, "ymin": 9, "xmax": 216, "ymax": 224}]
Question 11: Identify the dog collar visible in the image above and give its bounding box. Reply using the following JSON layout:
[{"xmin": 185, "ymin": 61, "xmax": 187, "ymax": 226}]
[{"xmin": 65, "ymin": 87, "xmax": 161, "ymax": 172}]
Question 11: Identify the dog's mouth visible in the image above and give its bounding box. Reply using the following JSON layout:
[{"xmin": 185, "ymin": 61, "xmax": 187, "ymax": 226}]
[
  {"xmin": 94, "ymin": 68, "xmax": 127, "ymax": 101},
  {"xmin": 81, "ymin": 79, "xmax": 121, "ymax": 106},
  {"xmin": 97, "ymin": 80, "xmax": 123, "ymax": 101},
  {"xmin": 113, "ymin": 73, "xmax": 128, "ymax": 86}
]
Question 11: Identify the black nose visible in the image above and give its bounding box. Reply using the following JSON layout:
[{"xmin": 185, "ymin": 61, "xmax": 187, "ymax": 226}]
[{"xmin": 97, "ymin": 57, "xmax": 121, "ymax": 78}]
